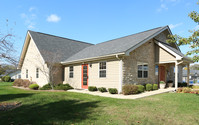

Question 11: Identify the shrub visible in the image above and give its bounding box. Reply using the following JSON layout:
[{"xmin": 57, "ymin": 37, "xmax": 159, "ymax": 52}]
[
  {"xmin": 40, "ymin": 84, "xmax": 52, "ymax": 90},
  {"xmin": 22, "ymin": 80, "xmax": 31, "ymax": 88},
  {"xmin": 88, "ymin": 86, "xmax": 97, "ymax": 91},
  {"xmin": 108, "ymin": 88, "xmax": 118, "ymax": 94},
  {"xmin": 146, "ymin": 84, "xmax": 153, "ymax": 91},
  {"xmin": 177, "ymin": 87, "xmax": 183, "ymax": 93},
  {"xmin": 192, "ymin": 85, "xmax": 199, "ymax": 89},
  {"xmin": 178, "ymin": 82, "xmax": 187, "ymax": 87},
  {"xmin": 54, "ymin": 83, "xmax": 74, "ymax": 90},
  {"xmin": 4, "ymin": 76, "xmax": 11, "ymax": 82},
  {"xmin": 13, "ymin": 79, "xmax": 23, "ymax": 86},
  {"xmin": 98, "ymin": 87, "xmax": 107, "ymax": 92},
  {"xmin": 137, "ymin": 85, "xmax": 145, "ymax": 93},
  {"xmin": 153, "ymin": 84, "xmax": 158, "ymax": 90},
  {"xmin": 160, "ymin": 81, "xmax": 165, "ymax": 84},
  {"xmin": 122, "ymin": 84, "xmax": 138, "ymax": 95},
  {"xmin": 182, "ymin": 87, "xmax": 191, "ymax": 93},
  {"xmin": 29, "ymin": 84, "xmax": 39, "ymax": 90}
]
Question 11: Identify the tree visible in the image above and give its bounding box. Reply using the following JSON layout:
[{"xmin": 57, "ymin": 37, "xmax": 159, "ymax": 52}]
[
  {"xmin": 167, "ymin": 1, "xmax": 199, "ymax": 62},
  {"xmin": 0, "ymin": 20, "xmax": 17, "ymax": 66}
]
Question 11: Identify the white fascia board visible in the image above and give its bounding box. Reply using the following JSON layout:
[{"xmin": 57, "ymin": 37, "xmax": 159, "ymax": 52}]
[
  {"xmin": 155, "ymin": 41, "xmax": 183, "ymax": 60},
  {"xmin": 61, "ymin": 53, "xmax": 125, "ymax": 65},
  {"xmin": 125, "ymin": 26, "xmax": 169, "ymax": 56}
]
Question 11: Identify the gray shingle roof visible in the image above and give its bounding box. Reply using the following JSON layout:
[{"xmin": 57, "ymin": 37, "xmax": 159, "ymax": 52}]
[
  {"xmin": 29, "ymin": 31, "xmax": 93, "ymax": 62},
  {"xmin": 62, "ymin": 26, "xmax": 167, "ymax": 63}
]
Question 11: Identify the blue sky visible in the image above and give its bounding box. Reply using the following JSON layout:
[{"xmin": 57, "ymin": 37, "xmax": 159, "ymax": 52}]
[{"xmin": 0, "ymin": 0, "xmax": 198, "ymax": 61}]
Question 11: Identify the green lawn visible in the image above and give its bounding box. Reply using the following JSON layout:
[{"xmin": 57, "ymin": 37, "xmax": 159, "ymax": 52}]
[{"xmin": 0, "ymin": 82, "xmax": 199, "ymax": 125}]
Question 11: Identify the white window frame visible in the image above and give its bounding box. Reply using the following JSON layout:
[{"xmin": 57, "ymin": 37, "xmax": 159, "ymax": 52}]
[
  {"xmin": 137, "ymin": 63, "xmax": 148, "ymax": 78},
  {"xmin": 69, "ymin": 66, "xmax": 74, "ymax": 78},
  {"xmin": 99, "ymin": 62, "xmax": 106, "ymax": 78}
]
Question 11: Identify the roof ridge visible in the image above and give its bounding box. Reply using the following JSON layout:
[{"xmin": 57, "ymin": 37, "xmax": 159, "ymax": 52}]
[
  {"xmin": 28, "ymin": 30, "xmax": 93, "ymax": 45},
  {"xmin": 94, "ymin": 26, "xmax": 166, "ymax": 45}
]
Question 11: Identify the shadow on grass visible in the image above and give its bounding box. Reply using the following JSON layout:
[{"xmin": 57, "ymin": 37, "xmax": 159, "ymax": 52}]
[
  {"xmin": 0, "ymin": 100, "xmax": 100, "ymax": 124},
  {"xmin": 0, "ymin": 93, "xmax": 34, "ymax": 102}
]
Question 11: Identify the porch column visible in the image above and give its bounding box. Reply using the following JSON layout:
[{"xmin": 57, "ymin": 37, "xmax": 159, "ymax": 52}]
[
  {"xmin": 175, "ymin": 61, "xmax": 178, "ymax": 90},
  {"xmin": 187, "ymin": 63, "xmax": 190, "ymax": 85}
]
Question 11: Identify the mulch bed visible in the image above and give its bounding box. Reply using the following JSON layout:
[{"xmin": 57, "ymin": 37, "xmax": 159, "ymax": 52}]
[
  {"xmin": 12, "ymin": 86, "xmax": 66, "ymax": 92},
  {"xmin": 0, "ymin": 102, "xmax": 22, "ymax": 111}
]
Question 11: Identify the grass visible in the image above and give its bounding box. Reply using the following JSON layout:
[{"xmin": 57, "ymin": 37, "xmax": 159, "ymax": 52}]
[{"xmin": 0, "ymin": 82, "xmax": 199, "ymax": 125}]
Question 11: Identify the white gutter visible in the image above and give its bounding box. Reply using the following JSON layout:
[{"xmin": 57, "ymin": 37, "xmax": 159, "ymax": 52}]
[{"xmin": 61, "ymin": 52, "xmax": 125, "ymax": 65}]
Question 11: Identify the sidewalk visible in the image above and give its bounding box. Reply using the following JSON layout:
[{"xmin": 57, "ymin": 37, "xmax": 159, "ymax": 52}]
[{"xmin": 67, "ymin": 88, "xmax": 175, "ymax": 99}]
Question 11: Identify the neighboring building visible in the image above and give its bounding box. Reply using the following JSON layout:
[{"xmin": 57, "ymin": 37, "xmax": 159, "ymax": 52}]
[
  {"xmin": 9, "ymin": 70, "xmax": 21, "ymax": 80},
  {"xmin": 18, "ymin": 26, "xmax": 192, "ymax": 92},
  {"xmin": 183, "ymin": 69, "xmax": 199, "ymax": 84}
]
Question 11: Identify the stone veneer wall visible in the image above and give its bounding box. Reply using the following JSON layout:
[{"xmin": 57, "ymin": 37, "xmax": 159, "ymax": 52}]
[{"xmin": 123, "ymin": 39, "xmax": 156, "ymax": 84}]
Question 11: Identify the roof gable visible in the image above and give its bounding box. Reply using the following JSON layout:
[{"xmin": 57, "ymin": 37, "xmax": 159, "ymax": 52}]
[{"xmin": 18, "ymin": 31, "xmax": 92, "ymax": 68}]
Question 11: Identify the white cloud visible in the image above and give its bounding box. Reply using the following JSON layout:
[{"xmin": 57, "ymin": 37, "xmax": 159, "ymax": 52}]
[
  {"xmin": 169, "ymin": 23, "xmax": 183, "ymax": 29},
  {"xmin": 47, "ymin": 14, "xmax": 61, "ymax": 23},
  {"xmin": 20, "ymin": 12, "xmax": 36, "ymax": 29},
  {"xmin": 157, "ymin": 4, "xmax": 168, "ymax": 12},
  {"xmin": 29, "ymin": 7, "xmax": 35, "ymax": 12}
]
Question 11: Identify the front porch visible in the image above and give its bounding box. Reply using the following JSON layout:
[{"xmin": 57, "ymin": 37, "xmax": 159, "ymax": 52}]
[{"xmin": 156, "ymin": 61, "xmax": 191, "ymax": 89}]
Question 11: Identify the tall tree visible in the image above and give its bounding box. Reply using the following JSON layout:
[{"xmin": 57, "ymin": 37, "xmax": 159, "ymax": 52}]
[
  {"xmin": 0, "ymin": 20, "xmax": 17, "ymax": 66},
  {"xmin": 167, "ymin": 1, "xmax": 199, "ymax": 62}
]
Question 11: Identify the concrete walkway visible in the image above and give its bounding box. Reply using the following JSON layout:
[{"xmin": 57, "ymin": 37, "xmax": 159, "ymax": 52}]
[{"xmin": 67, "ymin": 88, "xmax": 175, "ymax": 99}]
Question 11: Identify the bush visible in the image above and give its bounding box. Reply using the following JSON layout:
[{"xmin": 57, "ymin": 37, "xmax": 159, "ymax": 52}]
[
  {"xmin": 4, "ymin": 76, "xmax": 11, "ymax": 82},
  {"xmin": 137, "ymin": 85, "xmax": 145, "ymax": 93},
  {"xmin": 146, "ymin": 84, "xmax": 153, "ymax": 91},
  {"xmin": 13, "ymin": 79, "xmax": 23, "ymax": 86},
  {"xmin": 192, "ymin": 85, "xmax": 199, "ymax": 89},
  {"xmin": 108, "ymin": 88, "xmax": 118, "ymax": 94},
  {"xmin": 88, "ymin": 86, "xmax": 97, "ymax": 91},
  {"xmin": 177, "ymin": 87, "xmax": 183, "ymax": 93},
  {"xmin": 122, "ymin": 84, "xmax": 138, "ymax": 95},
  {"xmin": 178, "ymin": 82, "xmax": 188, "ymax": 87},
  {"xmin": 182, "ymin": 87, "xmax": 191, "ymax": 93},
  {"xmin": 22, "ymin": 80, "xmax": 31, "ymax": 88},
  {"xmin": 29, "ymin": 84, "xmax": 39, "ymax": 90},
  {"xmin": 54, "ymin": 83, "xmax": 74, "ymax": 90},
  {"xmin": 98, "ymin": 87, "xmax": 107, "ymax": 92},
  {"xmin": 153, "ymin": 84, "xmax": 158, "ymax": 90},
  {"xmin": 40, "ymin": 84, "xmax": 52, "ymax": 90}
]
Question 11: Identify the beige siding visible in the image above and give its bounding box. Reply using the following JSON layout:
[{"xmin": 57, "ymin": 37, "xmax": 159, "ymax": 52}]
[
  {"xmin": 155, "ymin": 44, "xmax": 176, "ymax": 62},
  {"xmin": 89, "ymin": 60, "xmax": 120, "ymax": 89},
  {"xmin": 21, "ymin": 38, "xmax": 49, "ymax": 86},
  {"xmin": 64, "ymin": 65, "xmax": 81, "ymax": 88},
  {"xmin": 64, "ymin": 59, "xmax": 120, "ymax": 90}
]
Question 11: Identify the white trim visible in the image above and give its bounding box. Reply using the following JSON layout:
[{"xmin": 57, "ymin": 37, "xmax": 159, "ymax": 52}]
[
  {"xmin": 175, "ymin": 61, "xmax": 178, "ymax": 89},
  {"xmin": 61, "ymin": 53, "xmax": 125, "ymax": 65},
  {"xmin": 155, "ymin": 41, "xmax": 183, "ymax": 60},
  {"xmin": 118, "ymin": 60, "xmax": 123, "ymax": 94},
  {"xmin": 98, "ymin": 61, "xmax": 107, "ymax": 78},
  {"xmin": 125, "ymin": 26, "xmax": 169, "ymax": 55},
  {"xmin": 155, "ymin": 61, "xmax": 176, "ymax": 64}
]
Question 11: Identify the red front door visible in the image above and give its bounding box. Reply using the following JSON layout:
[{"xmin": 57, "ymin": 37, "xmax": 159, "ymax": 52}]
[
  {"xmin": 82, "ymin": 64, "xmax": 88, "ymax": 89},
  {"xmin": 159, "ymin": 66, "xmax": 166, "ymax": 82}
]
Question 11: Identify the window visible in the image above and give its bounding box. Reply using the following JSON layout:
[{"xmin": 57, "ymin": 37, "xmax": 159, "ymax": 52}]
[
  {"xmin": 99, "ymin": 62, "xmax": 106, "ymax": 77},
  {"xmin": 36, "ymin": 68, "xmax": 39, "ymax": 78},
  {"xmin": 26, "ymin": 69, "xmax": 28, "ymax": 78},
  {"xmin": 69, "ymin": 66, "xmax": 73, "ymax": 78},
  {"xmin": 18, "ymin": 75, "xmax": 21, "ymax": 79},
  {"xmin": 138, "ymin": 64, "xmax": 148, "ymax": 78}
]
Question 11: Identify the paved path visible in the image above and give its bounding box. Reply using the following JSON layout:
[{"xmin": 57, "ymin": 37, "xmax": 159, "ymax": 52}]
[{"xmin": 68, "ymin": 88, "xmax": 175, "ymax": 99}]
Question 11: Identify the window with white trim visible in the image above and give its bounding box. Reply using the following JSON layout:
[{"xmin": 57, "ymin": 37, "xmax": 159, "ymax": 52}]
[
  {"xmin": 99, "ymin": 62, "xmax": 106, "ymax": 77},
  {"xmin": 36, "ymin": 68, "xmax": 39, "ymax": 78},
  {"xmin": 138, "ymin": 64, "xmax": 148, "ymax": 78},
  {"xmin": 26, "ymin": 69, "xmax": 28, "ymax": 78},
  {"xmin": 69, "ymin": 66, "xmax": 73, "ymax": 78}
]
